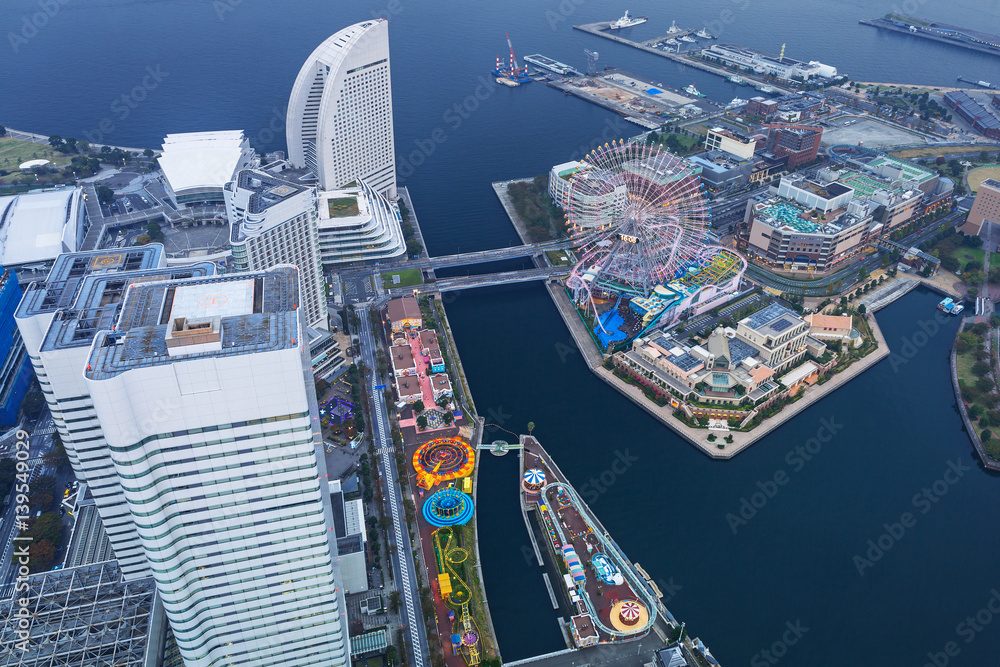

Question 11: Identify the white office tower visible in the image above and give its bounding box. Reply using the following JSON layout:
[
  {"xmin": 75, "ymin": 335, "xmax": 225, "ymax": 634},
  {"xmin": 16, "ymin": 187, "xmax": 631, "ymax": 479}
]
[
  {"xmin": 315, "ymin": 179, "xmax": 406, "ymax": 263},
  {"xmin": 225, "ymin": 168, "xmax": 328, "ymax": 328},
  {"xmin": 287, "ymin": 19, "xmax": 397, "ymax": 198},
  {"xmin": 84, "ymin": 267, "xmax": 349, "ymax": 667},
  {"xmin": 14, "ymin": 245, "xmax": 215, "ymax": 579}
]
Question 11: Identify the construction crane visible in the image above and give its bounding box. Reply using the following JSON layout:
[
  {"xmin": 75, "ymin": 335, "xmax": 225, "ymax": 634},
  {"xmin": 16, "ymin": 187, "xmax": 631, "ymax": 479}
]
[
  {"xmin": 585, "ymin": 49, "xmax": 599, "ymax": 75},
  {"xmin": 506, "ymin": 32, "xmax": 521, "ymax": 75}
]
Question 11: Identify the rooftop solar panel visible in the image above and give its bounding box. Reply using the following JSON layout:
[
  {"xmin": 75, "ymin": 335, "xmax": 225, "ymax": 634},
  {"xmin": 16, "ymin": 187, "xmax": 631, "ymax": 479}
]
[{"xmin": 770, "ymin": 317, "xmax": 794, "ymax": 333}]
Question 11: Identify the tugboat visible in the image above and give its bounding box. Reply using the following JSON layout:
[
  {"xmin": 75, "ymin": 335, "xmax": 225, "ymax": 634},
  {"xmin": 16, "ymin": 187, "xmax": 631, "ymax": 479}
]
[
  {"xmin": 695, "ymin": 28, "xmax": 715, "ymax": 39},
  {"xmin": 608, "ymin": 10, "xmax": 647, "ymax": 29},
  {"xmin": 684, "ymin": 83, "xmax": 705, "ymax": 97}
]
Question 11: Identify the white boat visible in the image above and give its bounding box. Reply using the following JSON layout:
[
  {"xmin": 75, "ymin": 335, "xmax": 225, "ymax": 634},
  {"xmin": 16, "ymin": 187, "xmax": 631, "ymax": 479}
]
[
  {"xmin": 695, "ymin": 28, "xmax": 715, "ymax": 39},
  {"xmin": 679, "ymin": 34, "xmax": 697, "ymax": 43},
  {"xmin": 666, "ymin": 20, "xmax": 682, "ymax": 34},
  {"xmin": 728, "ymin": 97, "xmax": 747, "ymax": 107},
  {"xmin": 609, "ymin": 10, "xmax": 647, "ymax": 29},
  {"xmin": 727, "ymin": 74, "xmax": 744, "ymax": 84},
  {"xmin": 495, "ymin": 77, "xmax": 520, "ymax": 88},
  {"xmin": 684, "ymin": 84, "xmax": 705, "ymax": 97},
  {"xmin": 664, "ymin": 38, "xmax": 679, "ymax": 46}
]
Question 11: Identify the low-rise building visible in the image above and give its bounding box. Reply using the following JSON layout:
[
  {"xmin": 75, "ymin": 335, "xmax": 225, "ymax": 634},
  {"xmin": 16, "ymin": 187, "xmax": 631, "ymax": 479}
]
[
  {"xmin": 396, "ymin": 375, "xmax": 422, "ymax": 403},
  {"xmin": 735, "ymin": 303, "xmax": 816, "ymax": 373},
  {"xmin": 330, "ymin": 479, "xmax": 368, "ymax": 595},
  {"xmin": 548, "ymin": 160, "xmax": 591, "ymax": 208},
  {"xmin": 386, "ymin": 296, "xmax": 422, "ymax": 331},
  {"xmin": 0, "ymin": 188, "xmax": 87, "ymax": 281},
  {"xmin": 315, "ymin": 180, "xmax": 406, "ymax": 264},
  {"xmin": 745, "ymin": 96, "xmax": 779, "ymax": 120},
  {"xmin": 570, "ymin": 613, "xmax": 599, "ymax": 648},
  {"xmin": 803, "ymin": 313, "xmax": 853, "ymax": 340},
  {"xmin": 430, "ymin": 372, "xmax": 453, "ymax": 401},
  {"xmin": 390, "ymin": 343, "xmax": 416, "ymax": 377},
  {"xmin": 688, "ymin": 151, "xmax": 756, "ymax": 192},
  {"xmin": 704, "ymin": 127, "xmax": 757, "ymax": 159},
  {"xmin": 420, "ymin": 329, "xmax": 446, "ymax": 373},
  {"xmin": 703, "ymin": 44, "xmax": 837, "ymax": 81}
]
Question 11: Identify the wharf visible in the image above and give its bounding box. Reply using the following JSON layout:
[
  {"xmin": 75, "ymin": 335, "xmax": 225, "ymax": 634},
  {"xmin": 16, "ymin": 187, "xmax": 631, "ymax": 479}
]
[
  {"xmin": 572, "ymin": 23, "xmax": 795, "ymax": 95},
  {"xmin": 860, "ymin": 17, "xmax": 1000, "ymax": 59}
]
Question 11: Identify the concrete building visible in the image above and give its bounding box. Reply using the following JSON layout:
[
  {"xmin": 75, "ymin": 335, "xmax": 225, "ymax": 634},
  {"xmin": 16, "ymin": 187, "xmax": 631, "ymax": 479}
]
[
  {"xmin": 0, "ymin": 188, "xmax": 87, "ymax": 280},
  {"xmin": 548, "ymin": 161, "xmax": 590, "ymax": 208},
  {"xmin": 0, "ymin": 561, "xmax": 166, "ymax": 667},
  {"xmin": 419, "ymin": 330, "xmax": 446, "ymax": 373},
  {"xmin": 963, "ymin": 178, "xmax": 1000, "ymax": 236},
  {"xmin": 688, "ymin": 151, "xmax": 756, "ymax": 192},
  {"xmin": 330, "ymin": 479, "xmax": 368, "ymax": 595},
  {"xmin": 15, "ymin": 245, "xmax": 215, "ymax": 579},
  {"xmin": 0, "ymin": 267, "xmax": 31, "ymax": 426},
  {"xmin": 703, "ymin": 44, "xmax": 837, "ymax": 80},
  {"xmin": 745, "ymin": 97, "xmax": 779, "ymax": 120},
  {"xmin": 430, "ymin": 372, "xmax": 453, "ymax": 402},
  {"xmin": 704, "ymin": 127, "xmax": 757, "ymax": 159},
  {"xmin": 315, "ymin": 180, "xmax": 406, "ymax": 264},
  {"xmin": 225, "ymin": 168, "xmax": 327, "ymax": 328},
  {"xmin": 287, "ymin": 20, "xmax": 396, "ymax": 198},
  {"xmin": 82, "ymin": 267, "xmax": 349, "ymax": 667},
  {"xmin": 734, "ymin": 303, "xmax": 815, "ymax": 373},
  {"xmin": 396, "ymin": 375, "xmax": 422, "ymax": 403},
  {"xmin": 820, "ymin": 166, "xmax": 923, "ymax": 234},
  {"xmin": 158, "ymin": 131, "xmax": 256, "ymax": 208},
  {"xmin": 765, "ymin": 124, "xmax": 822, "ymax": 169},
  {"xmin": 386, "ymin": 296, "xmax": 422, "ymax": 331},
  {"xmin": 742, "ymin": 174, "xmax": 873, "ymax": 270}
]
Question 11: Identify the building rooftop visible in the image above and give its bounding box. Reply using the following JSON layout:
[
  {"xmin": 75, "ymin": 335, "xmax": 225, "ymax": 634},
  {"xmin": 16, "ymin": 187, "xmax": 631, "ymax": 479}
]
[
  {"xmin": 229, "ymin": 169, "xmax": 311, "ymax": 243},
  {"xmin": 84, "ymin": 267, "xmax": 301, "ymax": 381},
  {"xmin": 390, "ymin": 344, "xmax": 415, "ymax": 372},
  {"xmin": 866, "ymin": 155, "xmax": 936, "ymax": 185},
  {"xmin": 0, "ymin": 188, "xmax": 83, "ymax": 267},
  {"xmin": 387, "ymin": 296, "xmax": 421, "ymax": 324},
  {"xmin": 741, "ymin": 303, "xmax": 803, "ymax": 337},
  {"xmin": 0, "ymin": 560, "xmax": 158, "ymax": 667},
  {"xmin": 158, "ymin": 130, "xmax": 251, "ymax": 193}
]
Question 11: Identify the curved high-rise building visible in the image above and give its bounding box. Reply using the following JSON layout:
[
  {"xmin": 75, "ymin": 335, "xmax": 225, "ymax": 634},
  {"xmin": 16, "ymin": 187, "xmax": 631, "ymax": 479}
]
[{"xmin": 287, "ymin": 19, "xmax": 396, "ymax": 199}]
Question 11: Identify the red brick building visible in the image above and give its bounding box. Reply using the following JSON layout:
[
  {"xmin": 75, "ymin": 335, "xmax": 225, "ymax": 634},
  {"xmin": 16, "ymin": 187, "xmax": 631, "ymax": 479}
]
[{"xmin": 765, "ymin": 124, "xmax": 823, "ymax": 169}]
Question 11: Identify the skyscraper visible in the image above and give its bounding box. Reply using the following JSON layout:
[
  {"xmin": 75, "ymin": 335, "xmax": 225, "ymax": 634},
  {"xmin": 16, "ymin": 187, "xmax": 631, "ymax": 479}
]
[
  {"xmin": 83, "ymin": 267, "xmax": 348, "ymax": 667},
  {"xmin": 0, "ymin": 266, "xmax": 31, "ymax": 427},
  {"xmin": 15, "ymin": 245, "xmax": 215, "ymax": 579},
  {"xmin": 287, "ymin": 19, "xmax": 396, "ymax": 198},
  {"xmin": 225, "ymin": 168, "xmax": 328, "ymax": 328}
]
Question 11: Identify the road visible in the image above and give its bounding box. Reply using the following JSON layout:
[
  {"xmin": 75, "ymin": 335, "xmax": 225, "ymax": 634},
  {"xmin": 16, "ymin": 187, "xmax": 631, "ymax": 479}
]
[{"xmin": 356, "ymin": 307, "xmax": 428, "ymax": 667}]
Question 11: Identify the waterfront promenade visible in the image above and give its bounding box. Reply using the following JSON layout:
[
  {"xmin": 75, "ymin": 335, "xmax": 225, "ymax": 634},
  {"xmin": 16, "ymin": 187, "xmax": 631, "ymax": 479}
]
[{"xmin": 546, "ymin": 282, "xmax": 890, "ymax": 458}]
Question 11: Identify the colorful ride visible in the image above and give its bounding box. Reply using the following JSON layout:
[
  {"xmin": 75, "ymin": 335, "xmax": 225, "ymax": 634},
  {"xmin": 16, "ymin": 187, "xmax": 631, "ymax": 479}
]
[
  {"xmin": 592, "ymin": 552, "xmax": 624, "ymax": 586},
  {"xmin": 423, "ymin": 486, "xmax": 475, "ymax": 527},
  {"xmin": 413, "ymin": 437, "xmax": 476, "ymax": 490}
]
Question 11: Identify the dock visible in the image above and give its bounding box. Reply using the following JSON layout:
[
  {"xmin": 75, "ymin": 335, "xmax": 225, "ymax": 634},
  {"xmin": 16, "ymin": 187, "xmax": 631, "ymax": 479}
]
[
  {"xmin": 572, "ymin": 22, "xmax": 795, "ymax": 95},
  {"xmin": 860, "ymin": 16, "xmax": 1000, "ymax": 59}
]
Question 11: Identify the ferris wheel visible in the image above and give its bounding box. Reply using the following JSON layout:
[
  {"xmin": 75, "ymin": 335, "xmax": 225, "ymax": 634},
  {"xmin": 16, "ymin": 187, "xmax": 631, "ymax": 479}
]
[{"xmin": 565, "ymin": 140, "xmax": 711, "ymax": 317}]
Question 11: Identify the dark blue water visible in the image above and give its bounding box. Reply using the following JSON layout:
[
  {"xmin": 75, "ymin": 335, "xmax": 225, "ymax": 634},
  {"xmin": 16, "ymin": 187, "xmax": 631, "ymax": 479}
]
[{"xmin": 5, "ymin": 1, "xmax": 1000, "ymax": 664}]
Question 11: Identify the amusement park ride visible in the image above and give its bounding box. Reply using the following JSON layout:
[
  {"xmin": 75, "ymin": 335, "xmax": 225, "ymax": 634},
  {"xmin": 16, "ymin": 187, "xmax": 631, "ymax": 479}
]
[{"xmin": 564, "ymin": 140, "xmax": 747, "ymax": 350}]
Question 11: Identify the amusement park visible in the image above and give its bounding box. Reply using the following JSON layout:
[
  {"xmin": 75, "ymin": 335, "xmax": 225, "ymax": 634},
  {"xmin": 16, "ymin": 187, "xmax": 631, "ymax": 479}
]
[
  {"xmin": 562, "ymin": 140, "xmax": 748, "ymax": 352},
  {"xmin": 408, "ymin": 436, "xmax": 491, "ymax": 666}
]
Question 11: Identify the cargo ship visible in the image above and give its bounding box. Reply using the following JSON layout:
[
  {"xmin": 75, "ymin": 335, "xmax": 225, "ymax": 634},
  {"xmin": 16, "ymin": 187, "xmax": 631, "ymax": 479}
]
[{"xmin": 608, "ymin": 10, "xmax": 647, "ymax": 30}]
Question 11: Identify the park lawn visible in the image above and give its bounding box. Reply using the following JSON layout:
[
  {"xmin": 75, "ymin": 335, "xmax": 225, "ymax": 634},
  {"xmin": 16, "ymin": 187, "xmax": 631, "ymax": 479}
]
[
  {"xmin": 545, "ymin": 250, "xmax": 573, "ymax": 266},
  {"xmin": 0, "ymin": 137, "xmax": 69, "ymax": 171},
  {"xmin": 943, "ymin": 245, "xmax": 1000, "ymax": 271},
  {"xmin": 967, "ymin": 164, "xmax": 1000, "ymax": 192},
  {"xmin": 381, "ymin": 268, "xmax": 422, "ymax": 288}
]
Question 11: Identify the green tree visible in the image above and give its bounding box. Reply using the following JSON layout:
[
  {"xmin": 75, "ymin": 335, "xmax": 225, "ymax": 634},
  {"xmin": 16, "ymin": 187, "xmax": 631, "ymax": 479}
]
[
  {"xmin": 416, "ymin": 415, "xmax": 427, "ymax": 430},
  {"xmin": 47, "ymin": 135, "xmax": 63, "ymax": 150},
  {"xmin": 412, "ymin": 400, "xmax": 424, "ymax": 414},
  {"xmin": 96, "ymin": 184, "xmax": 115, "ymax": 206},
  {"xmin": 389, "ymin": 590, "xmax": 402, "ymax": 613},
  {"xmin": 443, "ymin": 411, "xmax": 454, "ymax": 425},
  {"xmin": 143, "ymin": 148, "xmax": 154, "ymax": 158},
  {"xmin": 527, "ymin": 421, "xmax": 535, "ymax": 437}
]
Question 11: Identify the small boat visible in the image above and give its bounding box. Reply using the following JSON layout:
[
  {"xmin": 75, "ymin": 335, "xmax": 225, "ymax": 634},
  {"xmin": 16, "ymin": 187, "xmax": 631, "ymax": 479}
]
[
  {"xmin": 727, "ymin": 74, "xmax": 744, "ymax": 84},
  {"xmin": 665, "ymin": 38, "xmax": 679, "ymax": 45},
  {"xmin": 951, "ymin": 303, "xmax": 965, "ymax": 315},
  {"xmin": 495, "ymin": 77, "xmax": 520, "ymax": 88},
  {"xmin": 666, "ymin": 20, "xmax": 682, "ymax": 34},
  {"xmin": 695, "ymin": 28, "xmax": 715, "ymax": 39},
  {"xmin": 937, "ymin": 297, "xmax": 953, "ymax": 312},
  {"xmin": 683, "ymin": 83, "xmax": 705, "ymax": 97},
  {"xmin": 679, "ymin": 34, "xmax": 697, "ymax": 43},
  {"xmin": 728, "ymin": 97, "xmax": 747, "ymax": 107},
  {"xmin": 755, "ymin": 84, "xmax": 777, "ymax": 94}
]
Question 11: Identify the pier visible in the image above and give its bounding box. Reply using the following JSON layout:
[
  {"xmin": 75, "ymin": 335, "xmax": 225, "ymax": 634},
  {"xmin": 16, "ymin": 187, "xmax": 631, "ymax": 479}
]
[
  {"xmin": 860, "ymin": 16, "xmax": 1000, "ymax": 59},
  {"xmin": 572, "ymin": 22, "xmax": 795, "ymax": 95}
]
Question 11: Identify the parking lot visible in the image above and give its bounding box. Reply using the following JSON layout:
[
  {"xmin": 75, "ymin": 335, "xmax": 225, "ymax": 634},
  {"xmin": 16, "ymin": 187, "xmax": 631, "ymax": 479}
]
[{"xmin": 821, "ymin": 117, "xmax": 927, "ymax": 148}]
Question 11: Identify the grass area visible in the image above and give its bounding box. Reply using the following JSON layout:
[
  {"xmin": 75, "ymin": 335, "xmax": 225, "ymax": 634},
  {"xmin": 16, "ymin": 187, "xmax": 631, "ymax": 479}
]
[
  {"xmin": 381, "ymin": 268, "xmax": 423, "ymax": 288},
  {"xmin": 941, "ymin": 245, "xmax": 1000, "ymax": 271},
  {"xmin": 890, "ymin": 145, "xmax": 982, "ymax": 159},
  {"xmin": 967, "ymin": 164, "xmax": 1000, "ymax": 192},
  {"xmin": 0, "ymin": 137, "xmax": 69, "ymax": 169},
  {"xmin": 545, "ymin": 249, "xmax": 573, "ymax": 266},
  {"xmin": 327, "ymin": 196, "xmax": 360, "ymax": 218}
]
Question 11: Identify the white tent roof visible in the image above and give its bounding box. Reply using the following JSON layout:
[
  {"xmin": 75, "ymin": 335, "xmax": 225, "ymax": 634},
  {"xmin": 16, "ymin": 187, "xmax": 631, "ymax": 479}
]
[
  {"xmin": 157, "ymin": 131, "xmax": 251, "ymax": 193},
  {"xmin": 0, "ymin": 189, "xmax": 81, "ymax": 266}
]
